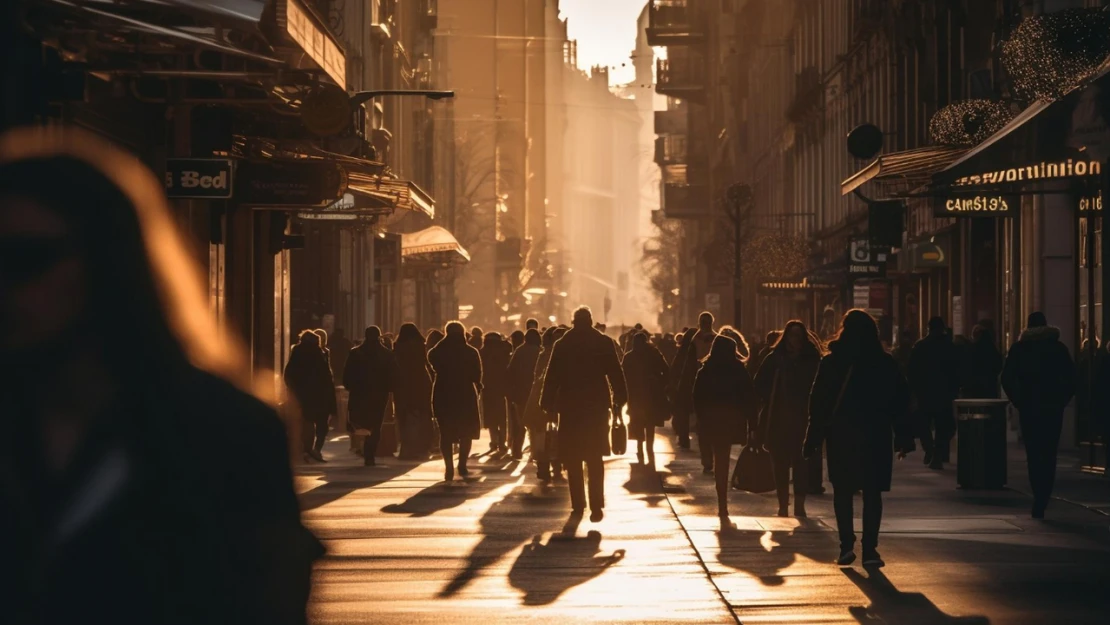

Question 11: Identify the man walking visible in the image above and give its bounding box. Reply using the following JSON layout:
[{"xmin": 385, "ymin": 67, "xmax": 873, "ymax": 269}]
[
  {"xmin": 541, "ymin": 306, "xmax": 628, "ymax": 522},
  {"xmin": 908, "ymin": 316, "xmax": 961, "ymax": 469},
  {"xmin": 343, "ymin": 326, "xmax": 398, "ymax": 466},
  {"xmin": 1002, "ymin": 312, "xmax": 1076, "ymax": 518}
]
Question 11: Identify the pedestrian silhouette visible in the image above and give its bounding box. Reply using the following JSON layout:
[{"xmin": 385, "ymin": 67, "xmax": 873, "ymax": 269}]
[
  {"xmin": 393, "ymin": 323, "xmax": 433, "ymax": 460},
  {"xmin": 524, "ymin": 327, "xmax": 565, "ymax": 482},
  {"xmin": 1002, "ymin": 312, "xmax": 1076, "ymax": 518},
  {"xmin": 285, "ymin": 330, "xmax": 337, "ymax": 463},
  {"xmin": 669, "ymin": 327, "xmax": 698, "ymax": 449},
  {"xmin": 342, "ymin": 326, "xmax": 398, "ymax": 466},
  {"xmin": 0, "ymin": 127, "xmax": 320, "ymax": 624},
  {"xmin": 480, "ymin": 332, "xmax": 513, "ymax": 453},
  {"xmin": 508, "ymin": 328, "xmax": 542, "ymax": 460},
  {"xmin": 908, "ymin": 316, "xmax": 961, "ymax": 469},
  {"xmin": 429, "ymin": 322, "xmax": 484, "ymax": 481},
  {"xmin": 965, "ymin": 323, "xmax": 1004, "ymax": 399},
  {"xmin": 623, "ymin": 331, "xmax": 671, "ymax": 467},
  {"xmin": 805, "ymin": 309, "xmax": 912, "ymax": 567}
]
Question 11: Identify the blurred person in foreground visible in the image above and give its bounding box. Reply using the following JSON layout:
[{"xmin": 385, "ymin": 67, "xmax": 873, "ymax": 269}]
[
  {"xmin": 804, "ymin": 310, "xmax": 912, "ymax": 568},
  {"xmin": 0, "ymin": 127, "xmax": 321, "ymax": 624},
  {"xmin": 541, "ymin": 306, "xmax": 627, "ymax": 522}
]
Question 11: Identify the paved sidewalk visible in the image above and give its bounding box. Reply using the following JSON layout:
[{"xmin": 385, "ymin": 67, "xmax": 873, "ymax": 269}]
[
  {"xmin": 294, "ymin": 434, "xmax": 733, "ymax": 625},
  {"xmin": 664, "ymin": 432, "xmax": 1110, "ymax": 625}
]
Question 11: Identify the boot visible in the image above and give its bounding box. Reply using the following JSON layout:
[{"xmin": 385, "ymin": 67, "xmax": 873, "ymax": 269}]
[{"xmin": 794, "ymin": 495, "xmax": 807, "ymax": 518}]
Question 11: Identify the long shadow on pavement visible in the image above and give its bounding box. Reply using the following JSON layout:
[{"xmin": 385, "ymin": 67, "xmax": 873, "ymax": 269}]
[
  {"xmin": 716, "ymin": 522, "xmax": 837, "ymax": 586},
  {"xmin": 379, "ymin": 456, "xmax": 521, "ymax": 517},
  {"xmin": 439, "ymin": 482, "xmax": 569, "ymax": 597},
  {"xmin": 623, "ymin": 462, "xmax": 667, "ymax": 508},
  {"xmin": 508, "ymin": 530, "xmax": 626, "ymax": 605},
  {"xmin": 299, "ymin": 462, "xmax": 418, "ymax": 511},
  {"xmin": 844, "ymin": 568, "xmax": 990, "ymax": 624}
]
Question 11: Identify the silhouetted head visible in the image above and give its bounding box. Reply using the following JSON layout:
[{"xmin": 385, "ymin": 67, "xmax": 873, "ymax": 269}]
[
  {"xmin": 0, "ymin": 127, "xmax": 244, "ymax": 387},
  {"xmin": 526, "ymin": 318, "xmax": 538, "ymax": 330},
  {"xmin": 766, "ymin": 330, "xmax": 780, "ymax": 345},
  {"xmin": 365, "ymin": 326, "xmax": 382, "ymax": 343},
  {"xmin": 510, "ymin": 330, "xmax": 524, "ymax": 347},
  {"xmin": 704, "ymin": 334, "xmax": 740, "ymax": 364},
  {"xmin": 524, "ymin": 328, "xmax": 541, "ymax": 346},
  {"xmin": 446, "ymin": 321, "xmax": 466, "ymax": 338},
  {"xmin": 1027, "ymin": 311, "xmax": 1048, "ymax": 328},
  {"xmin": 774, "ymin": 320, "xmax": 822, "ymax": 358},
  {"xmin": 573, "ymin": 306, "xmax": 593, "ymax": 328},
  {"xmin": 553, "ymin": 327, "xmax": 568, "ymax": 341},
  {"xmin": 832, "ymin": 309, "xmax": 883, "ymax": 359},
  {"xmin": 397, "ymin": 322, "xmax": 422, "ymax": 345},
  {"xmin": 470, "ymin": 326, "xmax": 483, "ymax": 338},
  {"xmin": 541, "ymin": 326, "xmax": 557, "ymax": 348},
  {"xmin": 698, "ymin": 311, "xmax": 714, "ymax": 331},
  {"xmin": 927, "ymin": 316, "xmax": 947, "ymax": 335},
  {"xmin": 632, "ymin": 332, "xmax": 650, "ymax": 348},
  {"xmin": 298, "ymin": 330, "xmax": 320, "ymax": 348},
  {"xmin": 426, "ymin": 328, "xmax": 445, "ymax": 349},
  {"xmin": 313, "ymin": 329, "xmax": 328, "ymax": 348},
  {"xmin": 719, "ymin": 326, "xmax": 749, "ymax": 360},
  {"xmin": 483, "ymin": 332, "xmax": 503, "ymax": 347},
  {"xmin": 634, "ymin": 323, "xmax": 643, "ymax": 331}
]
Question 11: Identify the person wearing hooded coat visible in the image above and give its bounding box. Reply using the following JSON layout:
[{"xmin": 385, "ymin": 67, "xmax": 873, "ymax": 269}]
[
  {"xmin": 284, "ymin": 330, "xmax": 337, "ymax": 463},
  {"xmin": 693, "ymin": 335, "xmax": 757, "ymax": 521},
  {"xmin": 342, "ymin": 326, "xmax": 398, "ymax": 466},
  {"xmin": 804, "ymin": 310, "xmax": 912, "ymax": 568},
  {"xmin": 622, "ymin": 331, "xmax": 671, "ymax": 466},
  {"xmin": 429, "ymin": 322, "xmax": 484, "ymax": 481},
  {"xmin": 524, "ymin": 327, "xmax": 566, "ymax": 481},
  {"xmin": 507, "ymin": 329, "xmax": 542, "ymax": 460},
  {"xmin": 541, "ymin": 307, "xmax": 628, "ymax": 521},
  {"xmin": 754, "ymin": 320, "xmax": 823, "ymax": 518},
  {"xmin": 0, "ymin": 127, "xmax": 321, "ymax": 625},
  {"xmin": 480, "ymin": 332, "xmax": 513, "ymax": 452},
  {"xmin": 393, "ymin": 323, "xmax": 434, "ymax": 460},
  {"xmin": 1001, "ymin": 312, "xmax": 1076, "ymax": 518}
]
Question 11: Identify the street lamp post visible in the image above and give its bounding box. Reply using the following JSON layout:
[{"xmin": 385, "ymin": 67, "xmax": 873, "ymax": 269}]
[{"xmin": 725, "ymin": 183, "xmax": 753, "ymax": 330}]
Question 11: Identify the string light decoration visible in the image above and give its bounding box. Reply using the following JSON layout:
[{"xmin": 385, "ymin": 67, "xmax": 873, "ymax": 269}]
[
  {"xmin": 928, "ymin": 100, "xmax": 1015, "ymax": 146},
  {"xmin": 736, "ymin": 233, "xmax": 810, "ymax": 281},
  {"xmin": 1001, "ymin": 7, "xmax": 1110, "ymax": 101}
]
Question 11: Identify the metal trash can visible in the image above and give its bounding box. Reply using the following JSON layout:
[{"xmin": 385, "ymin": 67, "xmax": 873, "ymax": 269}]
[{"xmin": 954, "ymin": 399, "xmax": 1009, "ymax": 489}]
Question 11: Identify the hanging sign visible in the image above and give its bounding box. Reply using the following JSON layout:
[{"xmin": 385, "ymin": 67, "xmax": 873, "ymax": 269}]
[
  {"xmin": 913, "ymin": 239, "xmax": 949, "ymax": 268},
  {"xmin": 164, "ymin": 158, "xmax": 233, "ymax": 199},
  {"xmin": 934, "ymin": 194, "xmax": 1018, "ymax": 218},
  {"xmin": 238, "ymin": 161, "xmax": 346, "ymax": 207},
  {"xmin": 847, "ymin": 237, "xmax": 886, "ymax": 278}
]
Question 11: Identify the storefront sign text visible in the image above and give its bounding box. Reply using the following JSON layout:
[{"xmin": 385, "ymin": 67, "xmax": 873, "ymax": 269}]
[
  {"xmin": 935, "ymin": 195, "xmax": 1016, "ymax": 218},
  {"xmin": 952, "ymin": 158, "xmax": 1101, "ymax": 187},
  {"xmin": 164, "ymin": 158, "xmax": 233, "ymax": 199}
]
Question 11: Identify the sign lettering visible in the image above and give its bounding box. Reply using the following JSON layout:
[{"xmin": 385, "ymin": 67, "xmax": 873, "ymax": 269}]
[{"xmin": 164, "ymin": 159, "xmax": 234, "ymax": 199}]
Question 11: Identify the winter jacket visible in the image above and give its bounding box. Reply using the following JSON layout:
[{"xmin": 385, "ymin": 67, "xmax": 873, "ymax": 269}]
[
  {"xmin": 622, "ymin": 343, "xmax": 671, "ymax": 429},
  {"xmin": 1001, "ymin": 326, "xmax": 1075, "ymax": 418},
  {"xmin": 692, "ymin": 358, "xmax": 757, "ymax": 444},
  {"xmin": 284, "ymin": 343, "xmax": 336, "ymax": 420},
  {"xmin": 429, "ymin": 335, "xmax": 484, "ymax": 441},
  {"xmin": 342, "ymin": 341, "xmax": 397, "ymax": 431},
  {"xmin": 541, "ymin": 326, "xmax": 628, "ymax": 460},
  {"xmin": 392, "ymin": 337, "xmax": 432, "ymax": 417},
  {"xmin": 805, "ymin": 341, "xmax": 912, "ymax": 492},
  {"xmin": 755, "ymin": 348, "xmax": 821, "ymax": 452}
]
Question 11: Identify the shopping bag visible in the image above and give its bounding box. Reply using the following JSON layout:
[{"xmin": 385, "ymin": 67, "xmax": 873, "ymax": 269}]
[
  {"xmin": 610, "ymin": 412, "xmax": 628, "ymax": 456},
  {"xmin": 730, "ymin": 444, "xmax": 776, "ymax": 493}
]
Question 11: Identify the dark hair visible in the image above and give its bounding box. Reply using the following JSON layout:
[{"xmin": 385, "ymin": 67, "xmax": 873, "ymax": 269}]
[
  {"xmin": 928, "ymin": 316, "xmax": 947, "ymax": 333},
  {"xmin": 772, "ymin": 320, "xmax": 823, "ymax": 358},
  {"xmin": 425, "ymin": 328, "xmax": 445, "ymax": 348},
  {"xmin": 313, "ymin": 328, "xmax": 328, "ymax": 348},
  {"xmin": 719, "ymin": 326, "xmax": 749, "ymax": 361},
  {"xmin": 703, "ymin": 334, "xmax": 740, "ymax": 365},
  {"xmin": 365, "ymin": 326, "xmax": 382, "ymax": 342},
  {"xmin": 397, "ymin": 322, "xmax": 422, "ymax": 345},
  {"xmin": 510, "ymin": 330, "xmax": 525, "ymax": 346},
  {"xmin": 298, "ymin": 330, "xmax": 320, "ymax": 346},
  {"xmin": 446, "ymin": 321, "xmax": 466, "ymax": 336},
  {"xmin": 483, "ymin": 331, "xmax": 503, "ymax": 346},
  {"xmin": 832, "ymin": 309, "xmax": 883, "ymax": 358},
  {"xmin": 573, "ymin": 306, "xmax": 593, "ymax": 326},
  {"xmin": 632, "ymin": 331, "xmax": 649, "ymax": 347}
]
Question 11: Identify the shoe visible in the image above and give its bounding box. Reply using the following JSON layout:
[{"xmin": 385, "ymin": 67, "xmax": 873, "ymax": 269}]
[
  {"xmin": 837, "ymin": 550, "xmax": 856, "ymax": 566},
  {"xmin": 364, "ymin": 455, "xmax": 375, "ymax": 467},
  {"xmin": 309, "ymin": 449, "xmax": 326, "ymax": 463},
  {"xmin": 794, "ymin": 505, "xmax": 807, "ymax": 518},
  {"xmin": 703, "ymin": 467, "xmax": 714, "ymax": 475},
  {"xmin": 590, "ymin": 509, "xmax": 604, "ymax": 523},
  {"xmin": 679, "ymin": 437, "xmax": 691, "ymax": 450},
  {"xmin": 511, "ymin": 452, "xmax": 523, "ymax": 461},
  {"xmin": 863, "ymin": 550, "xmax": 885, "ymax": 567},
  {"xmin": 1032, "ymin": 503, "xmax": 1047, "ymax": 519},
  {"xmin": 777, "ymin": 505, "xmax": 789, "ymax": 518},
  {"xmin": 457, "ymin": 465, "xmax": 470, "ymax": 479}
]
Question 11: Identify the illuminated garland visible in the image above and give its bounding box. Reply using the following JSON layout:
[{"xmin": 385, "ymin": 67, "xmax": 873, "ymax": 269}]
[
  {"xmin": 741, "ymin": 233, "xmax": 810, "ymax": 280},
  {"xmin": 1001, "ymin": 8, "xmax": 1110, "ymax": 101},
  {"xmin": 928, "ymin": 100, "xmax": 1015, "ymax": 146}
]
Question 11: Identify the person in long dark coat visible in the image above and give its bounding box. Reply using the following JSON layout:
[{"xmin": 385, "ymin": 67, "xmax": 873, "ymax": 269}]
[
  {"xmin": 429, "ymin": 322, "xmax": 484, "ymax": 481},
  {"xmin": 329, "ymin": 328, "xmax": 353, "ymax": 383},
  {"xmin": 524, "ymin": 327, "xmax": 565, "ymax": 482},
  {"xmin": 657, "ymin": 332, "xmax": 678, "ymax": 365},
  {"xmin": 0, "ymin": 132, "xmax": 320, "ymax": 624},
  {"xmin": 480, "ymin": 332, "xmax": 513, "ymax": 453},
  {"xmin": 1002, "ymin": 312, "xmax": 1076, "ymax": 518},
  {"xmin": 693, "ymin": 335, "xmax": 757, "ymax": 521},
  {"xmin": 284, "ymin": 330, "xmax": 337, "ymax": 463},
  {"xmin": 507, "ymin": 329, "xmax": 542, "ymax": 460},
  {"xmin": 394, "ymin": 323, "xmax": 433, "ymax": 460},
  {"xmin": 907, "ymin": 316, "xmax": 961, "ymax": 469},
  {"xmin": 669, "ymin": 327, "xmax": 699, "ymax": 449},
  {"xmin": 342, "ymin": 326, "xmax": 397, "ymax": 467},
  {"xmin": 541, "ymin": 306, "xmax": 628, "ymax": 522},
  {"xmin": 754, "ymin": 321, "xmax": 822, "ymax": 518},
  {"xmin": 804, "ymin": 310, "xmax": 912, "ymax": 568},
  {"xmin": 622, "ymin": 331, "xmax": 671, "ymax": 466},
  {"xmin": 964, "ymin": 324, "xmax": 1003, "ymax": 399}
]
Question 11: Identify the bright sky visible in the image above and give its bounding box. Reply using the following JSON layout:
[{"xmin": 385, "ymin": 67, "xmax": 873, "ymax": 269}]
[{"xmin": 559, "ymin": 0, "xmax": 649, "ymax": 86}]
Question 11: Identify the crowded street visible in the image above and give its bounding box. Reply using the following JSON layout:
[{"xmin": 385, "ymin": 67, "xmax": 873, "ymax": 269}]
[{"xmin": 298, "ymin": 427, "xmax": 1110, "ymax": 624}]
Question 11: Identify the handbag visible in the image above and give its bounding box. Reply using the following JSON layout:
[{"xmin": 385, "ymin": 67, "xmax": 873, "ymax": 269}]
[
  {"xmin": 610, "ymin": 410, "xmax": 628, "ymax": 456},
  {"xmin": 730, "ymin": 444, "xmax": 776, "ymax": 493}
]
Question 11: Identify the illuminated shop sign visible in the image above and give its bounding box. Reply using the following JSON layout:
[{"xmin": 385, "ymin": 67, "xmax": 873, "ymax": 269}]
[
  {"xmin": 952, "ymin": 158, "xmax": 1102, "ymax": 187},
  {"xmin": 934, "ymin": 195, "xmax": 1016, "ymax": 218}
]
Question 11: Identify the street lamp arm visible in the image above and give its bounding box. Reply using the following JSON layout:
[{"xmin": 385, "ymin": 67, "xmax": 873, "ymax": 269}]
[{"xmin": 350, "ymin": 90, "xmax": 456, "ymax": 107}]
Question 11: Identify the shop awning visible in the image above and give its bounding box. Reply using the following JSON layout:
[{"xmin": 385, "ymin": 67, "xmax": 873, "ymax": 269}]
[
  {"xmin": 840, "ymin": 146, "xmax": 970, "ymax": 196},
  {"xmin": 401, "ymin": 226, "xmax": 470, "ymax": 264},
  {"xmin": 347, "ymin": 175, "xmax": 435, "ymax": 219}
]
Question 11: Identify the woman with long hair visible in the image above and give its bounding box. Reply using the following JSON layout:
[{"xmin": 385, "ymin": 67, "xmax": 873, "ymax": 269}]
[
  {"xmin": 0, "ymin": 127, "xmax": 320, "ymax": 623},
  {"xmin": 754, "ymin": 321, "xmax": 823, "ymax": 517},
  {"xmin": 804, "ymin": 310, "xmax": 912, "ymax": 567},
  {"xmin": 394, "ymin": 323, "xmax": 434, "ymax": 460},
  {"xmin": 428, "ymin": 322, "xmax": 484, "ymax": 480},
  {"xmin": 693, "ymin": 335, "xmax": 758, "ymax": 521}
]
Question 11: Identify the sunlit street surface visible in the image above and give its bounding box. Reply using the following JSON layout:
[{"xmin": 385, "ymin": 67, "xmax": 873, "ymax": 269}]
[{"xmin": 297, "ymin": 429, "xmax": 1110, "ymax": 625}]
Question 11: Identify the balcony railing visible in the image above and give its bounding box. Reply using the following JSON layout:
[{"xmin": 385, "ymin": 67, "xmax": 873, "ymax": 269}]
[
  {"xmin": 662, "ymin": 182, "xmax": 709, "ymax": 220},
  {"xmin": 654, "ymin": 108, "xmax": 687, "ymax": 135},
  {"xmin": 647, "ymin": 0, "xmax": 705, "ymax": 47},
  {"xmin": 656, "ymin": 57, "xmax": 705, "ymax": 103}
]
